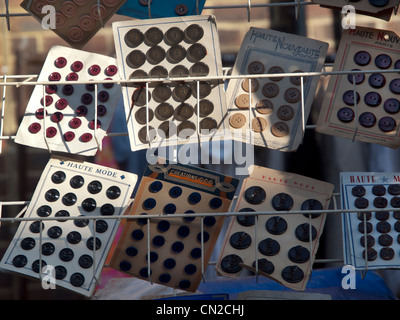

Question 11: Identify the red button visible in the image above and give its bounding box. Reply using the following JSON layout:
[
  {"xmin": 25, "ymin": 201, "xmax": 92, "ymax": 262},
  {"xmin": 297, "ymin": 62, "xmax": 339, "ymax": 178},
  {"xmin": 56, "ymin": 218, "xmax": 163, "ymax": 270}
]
[
  {"xmin": 64, "ymin": 131, "xmax": 75, "ymax": 142},
  {"xmin": 106, "ymin": 65, "xmax": 118, "ymax": 76},
  {"xmin": 46, "ymin": 85, "xmax": 58, "ymax": 94},
  {"xmin": 40, "ymin": 95, "xmax": 53, "ymax": 106},
  {"xmin": 46, "ymin": 127, "xmax": 57, "ymax": 138},
  {"xmin": 89, "ymin": 120, "xmax": 101, "ymax": 130},
  {"xmin": 35, "ymin": 108, "xmax": 47, "ymax": 119},
  {"xmin": 71, "ymin": 61, "xmax": 84, "ymax": 72},
  {"xmin": 55, "ymin": 98, "xmax": 68, "ymax": 110},
  {"xmin": 98, "ymin": 91, "xmax": 109, "ymax": 102},
  {"xmin": 97, "ymin": 105, "xmax": 107, "ymax": 116},
  {"xmin": 103, "ymin": 77, "xmax": 114, "ymax": 89},
  {"xmin": 66, "ymin": 72, "xmax": 79, "ymax": 81},
  {"xmin": 55, "ymin": 57, "xmax": 67, "ymax": 68},
  {"xmin": 89, "ymin": 64, "xmax": 101, "ymax": 76},
  {"xmin": 69, "ymin": 118, "xmax": 82, "ymax": 129},
  {"xmin": 80, "ymin": 132, "xmax": 93, "ymax": 142},
  {"xmin": 29, "ymin": 122, "xmax": 41, "ymax": 134},
  {"xmin": 49, "ymin": 72, "xmax": 61, "ymax": 81},
  {"xmin": 51, "ymin": 112, "xmax": 64, "ymax": 123},
  {"xmin": 76, "ymin": 105, "xmax": 88, "ymax": 117}
]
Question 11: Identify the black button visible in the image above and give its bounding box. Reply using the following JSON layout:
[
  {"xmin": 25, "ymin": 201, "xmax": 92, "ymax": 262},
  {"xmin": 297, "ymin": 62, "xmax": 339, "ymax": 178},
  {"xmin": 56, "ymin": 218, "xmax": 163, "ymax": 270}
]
[
  {"xmin": 360, "ymin": 234, "xmax": 375, "ymax": 248},
  {"xmin": 190, "ymin": 62, "xmax": 210, "ymax": 77},
  {"xmin": 175, "ymin": 4, "xmax": 188, "ymax": 16},
  {"xmin": 352, "ymin": 185, "xmax": 366, "ymax": 197},
  {"xmin": 59, "ymin": 248, "xmax": 74, "ymax": 262},
  {"xmin": 177, "ymin": 226, "xmax": 190, "ymax": 238},
  {"xmin": 380, "ymin": 247, "xmax": 394, "ymax": 260},
  {"xmin": 377, "ymin": 221, "xmax": 391, "ymax": 233},
  {"xmin": 337, "ymin": 107, "xmax": 355, "ymax": 123},
  {"xmin": 378, "ymin": 234, "xmax": 393, "ymax": 246},
  {"xmin": 37, "ymin": 205, "xmax": 52, "ymax": 217},
  {"xmin": 131, "ymin": 229, "xmax": 144, "ymax": 240},
  {"xmin": 159, "ymin": 274, "xmax": 171, "ymax": 284},
  {"xmin": 368, "ymin": 73, "xmax": 386, "ymax": 88},
  {"xmin": 188, "ymin": 192, "xmax": 201, "ymax": 205},
  {"xmin": 230, "ymin": 232, "xmax": 252, "ymax": 249},
  {"xmin": 170, "ymin": 65, "xmax": 189, "ymax": 78},
  {"xmin": 96, "ymin": 220, "xmax": 108, "ymax": 233},
  {"xmin": 70, "ymin": 176, "xmax": 84, "ymax": 189},
  {"xmin": 157, "ymin": 220, "xmax": 170, "ymax": 233},
  {"xmin": 21, "ymin": 237, "xmax": 36, "ymax": 250},
  {"xmin": 55, "ymin": 266, "xmax": 67, "ymax": 280},
  {"xmin": 32, "ymin": 260, "xmax": 47, "ymax": 273},
  {"xmin": 101, "ymin": 203, "xmax": 115, "ymax": 215},
  {"xmin": 389, "ymin": 79, "xmax": 400, "ymax": 94},
  {"xmin": 124, "ymin": 28, "xmax": 144, "ymax": 48},
  {"xmin": 197, "ymin": 231, "xmax": 210, "ymax": 243},
  {"xmin": 375, "ymin": 53, "xmax": 392, "ymax": 69},
  {"xmin": 375, "ymin": 211, "xmax": 390, "ymax": 220},
  {"xmin": 164, "ymin": 27, "xmax": 184, "ymax": 46},
  {"xmin": 301, "ymin": 199, "xmax": 323, "ymax": 219},
  {"xmin": 187, "ymin": 43, "xmax": 207, "ymax": 63},
  {"xmin": 30, "ymin": 221, "xmax": 44, "ymax": 233},
  {"xmin": 184, "ymin": 264, "xmax": 197, "ymax": 275},
  {"xmin": 82, "ymin": 198, "xmax": 96, "ymax": 212},
  {"xmin": 204, "ymin": 216, "xmax": 216, "ymax": 227},
  {"xmin": 144, "ymin": 27, "xmax": 163, "ymax": 46},
  {"xmin": 295, "ymin": 223, "xmax": 317, "ymax": 242},
  {"xmin": 52, "ymin": 171, "xmax": 66, "ymax": 184},
  {"xmin": 70, "ymin": 273, "xmax": 85, "ymax": 287},
  {"xmin": 237, "ymin": 208, "xmax": 256, "ymax": 227},
  {"xmin": 265, "ymin": 216, "xmax": 287, "ymax": 235},
  {"xmin": 369, "ymin": 0, "xmax": 389, "ymax": 7},
  {"xmin": 258, "ymin": 238, "xmax": 280, "ymax": 256},
  {"xmin": 48, "ymin": 226, "xmax": 62, "ymax": 239},
  {"xmin": 145, "ymin": 251, "xmax": 158, "ymax": 263},
  {"xmin": 175, "ymin": 103, "xmax": 194, "ymax": 120},
  {"xmin": 388, "ymin": 184, "xmax": 400, "ymax": 195},
  {"xmin": 86, "ymin": 237, "xmax": 101, "ymax": 250},
  {"xmin": 126, "ymin": 246, "xmax": 139, "ymax": 256},
  {"xmin": 74, "ymin": 215, "xmax": 89, "ymax": 228},
  {"xmin": 220, "ymin": 254, "xmax": 243, "ymax": 274},
  {"xmin": 107, "ymin": 186, "xmax": 121, "ymax": 200},
  {"xmin": 79, "ymin": 254, "xmax": 94, "ymax": 269},
  {"xmin": 179, "ymin": 280, "xmax": 191, "ymax": 290},
  {"xmin": 357, "ymin": 212, "xmax": 371, "ymax": 221},
  {"xmin": 166, "ymin": 44, "xmax": 186, "ymax": 64},
  {"xmin": 163, "ymin": 203, "xmax": 176, "ymax": 214},
  {"xmin": 244, "ymin": 186, "xmax": 266, "ymax": 205},
  {"xmin": 163, "ymin": 258, "xmax": 176, "ymax": 269},
  {"xmin": 87, "ymin": 180, "xmax": 102, "ymax": 194},
  {"xmin": 271, "ymin": 193, "xmax": 293, "ymax": 211},
  {"xmin": 67, "ymin": 231, "xmax": 82, "ymax": 244},
  {"xmin": 184, "ymin": 24, "xmax": 204, "ymax": 43},
  {"xmin": 12, "ymin": 255, "xmax": 28, "ymax": 268},
  {"xmin": 342, "ymin": 90, "xmax": 360, "ymax": 106},
  {"xmin": 348, "ymin": 69, "xmax": 365, "ymax": 85},
  {"xmin": 42, "ymin": 242, "xmax": 55, "ymax": 256},
  {"xmin": 288, "ymin": 245, "xmax": 310, "ymax": 263},
  {"xmin": 372, "ymin": 185, "xmax": 386, "ymax": 196},
  {"xmin": 171, "ymin": 241, "xmax": 184, "ymax": 253},
  {"xmin": 146, "ymin": 45, "xmax": 166, "ymax": 65},
  {"xmin": 139, "ymin": 267, "xmax": 151, "ymax": 278},
  {"xmin": 373, "ymin": 196, "xmax": 388, "ymax": 208},
  {"xmin": 281, "ymin": 266, "xmax": 304, "ymax": 283},
  {"xmin": 252, "ymin": 258, "xmax": 274, "ymax": 275},
  {"xmin": 358, "ymin": 221, "xmax": 373, "ymax": 234},
  {"xmin": 172, "ymin": 84, "xmax": 192, "ymax": 102},
  {"xmin": 364, "ymin": 91, "xmax": 381, "ymax": 107},
  {"xmin": 126, "ymin": 50, "xmax": 146, "ymax": 69},
  {"xmin": 45, "ymin": 189, "xmax": 60, "ymax": 202},
  {"xmin": 62, "ymin": 192, "xmax": 77, "ymax": 206},
  {"xmin": 354, "ymin": 197, "xmax": 369, "ymax": 209}
]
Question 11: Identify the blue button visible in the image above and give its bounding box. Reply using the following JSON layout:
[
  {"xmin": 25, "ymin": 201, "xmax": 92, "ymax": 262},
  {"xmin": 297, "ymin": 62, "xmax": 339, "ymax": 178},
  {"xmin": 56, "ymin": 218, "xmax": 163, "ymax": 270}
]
[
  {"xmin": 188, "ymin": 192, "xmax": 201, "ymax": 205},
  {"xmin": 149, "ymin": 181, "xmax": 163, "ymax": 193},
  {"xmin": 143, "ymin": 198, "xmax": 156, "ymax": 210},
  {"xmin": 169, "ymin": 186, "xmax": 182, "ymax": 198}
]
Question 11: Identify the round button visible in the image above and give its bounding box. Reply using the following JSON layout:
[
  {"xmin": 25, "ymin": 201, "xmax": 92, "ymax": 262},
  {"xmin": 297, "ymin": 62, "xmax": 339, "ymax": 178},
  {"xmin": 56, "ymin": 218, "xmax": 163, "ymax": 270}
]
[
  {"xmin": 389, "ymin": 79, "xmax": 400, "ymax": 94},
  {"xmin": 378, "ymin": 234, "xmax": 393, "ymax": 247},
  {"xmin": 164, "ymin": 27, "xmax": 184, "ymax": 46},
  {"xmin": 35, "ymin": 108, "xmax": 47, "ymax": 120},
  {"xmin": 106, "ymin": 65, "xmax": 118, "ymax": 77},
  {"xmin": 359, "ymin": 112, "xmax": 376, "ymax": 128},
  {"xmin": 252, "ymin": 117, "xmax": 267, "ymax": 133},
  {"xmin": 343, "ymin": 90, "xmax": 360, "ymax": 106},
  {"xmin": 295, "ymin": 223, "xmax": 317, "ymax": 242},
  {"xmin": 375, "ymin": 53, "xmax": 392, "ymax": 69},
  {"xmin": 49, "ymin": 72, "xmax": 61, "ymax": 81},
  {"xmin": 384, "ymin": 98, "xmax": 400, "ymax": 114},
  {"xmin": 195, "ymin": 99, "xmax": 214, "ymax": 117},
  {"xmin": 146, "ymin": 45, "xmax": 166, "ymax": 65},
  {"xmin": 79, "ymin": 15, "xmax": 95, "ymax": 31},
  {"xmin": 89, "ymin": 64, "xmax": 101, "ymax": 76},
  {"xmin": 149, "ymin": 66, "xmax": 168, "ymax": 78},
  {"xmin": 220, "ymin": 254, "xmax": 243, "ymax": 274},
  {"xmin": 55, "ymin": 57, "xmax": 67, "ymax": 68},
  {"xmin": 268, "ymin": 66, "xmax": 284, "ymax": 81},
  {"xmin": 51, "ymin": 112, "xmax": 63, "ymax": 123},
  {"xmin": 152, "ymin": 84, "xmax": 171, "ymax": 103},
  {"xmin": 380, "ymin": 247, "xmax": 395, "ymax": 261},
  {"xmin": 301, "ymin": 199, "xmax": 323, "ymax": 219},
  {"xmin": 266, "ymin": 216, "xmax": 287, "ymax": 235},
  {"xmin": 258, "ymin": 238, "xmax": 280, "ymax": 256},
  {"xmin": 373, "ymin": 196, "xmax": 388, "ymax": 208},
  {"xmin": 230, "ymin": 232, "xmax": 252, "ymax": 249},
  {"xmin": 369, "ymin": 0, "xmax": 389, "ymax": 7},
  {"xmin": 389, "ymin": 184, "xmax": 400, "ymax": 195},
  {"xmin": 184, "ymin": 24, "xmax": 204, "ymax": 43},
  {"xmin": 348, "ymin": 69, "xmax": 365, "ymax": 85},
  {"xmin": 175, "ymin": 4, "xmax": 188, "ymax": 16},
  {"xmin": 235, "ymin": 94, "xmax": 250, "ymax": 109},
  {"xmin": 138, "ymin": 126, "xmax": 155, "ymax": 144},
  {"xmin": 271, "ymin": 192, "xmax": 293, "ymax": 211},
  {"xmin": 62, "ymin": 84, "xmax": 74, "ymax": 96},
  {"xmin": 178, "ymin": 121, "xmax": 196, "ymax": 138},
  {"xmin": 247, "ymin": 61, "xmax": 265, "ymax": 74},
  {"xmin": 61, "ymin": 1, "xmax": 78, "ymax": 17},
  {"xmin": 89, "ymin": 119, "xmax": 101, "ymax": 130},
  {"xmin": 76, "ymin": 105, "xmax": 88, "ymax": 117},
  {"xmin": 172, "ymin": 83, "xmax": 192, "ymax": 102},
  {"xmin": 252, "ymin": 259, "xmax": 274, "ymax": 275},
  {"xmin": 187, "ymin": 43, "xmax": 207, "ymax": 63},
  {"xmin": 170, "ymin": 65, "xmax": 189, "ymax": 78},
  {"xmin": 354, "ymin": 51, "xmax": 371, "ymax": 66},
  {"xmin": 66, "ymin": 72, "xmax": 79, "ymax": 81},
  {"xmin": 55, "ymin": 13, "xmax": 67, "ymax": 28},
  {"xmin": 355, "ymin": 197, "xmax": 369, "ymax": 209},
  {"xmin": 352, "ymin": 185, "xmax": 366, "ymax": 197},
  {"xmin": 64, "ymin": 131, "xmax": 75, "ymax": 142},
  {"xmin": 155, "ymin": 103, "xmax": 174, "ymax": 120},
  {"xmin": 277, "ymin": 105, "xmax": 294, "ymax": 121},
  {"xmin": 175, "ymin": 103, "xmax": 194, "ymax": 121},
  {"xmin": 28, "ymin": 123, "xmax": 41, "ymax": 134},
  {"xmin": 288, "ymin": 245, "xmax": 310, "ymax": 263},
  {"xmin": 281, "ymin": 266, "xmax": 304, "ymax": 283},
  {"xmin": 378, "ymin": 116, "xmax": 396, "ymax": 132},
  {"xmin": 271, "ymin": 122, "xmax": 289, "ymax": 137},
  {"xmin": 190, "ymin": 62, "xmax": 209, "ymax": 77},
  {"xmin": 368, "ymin": 73, "xmax": 386, "ymax": 88},
  {"xmin": 144, "ymin": 27, "xmax": 163, "ymax": 46},
  {"xmin": 80, "ymin": 132, "xmax": 93, "ymax": 143},
  {"xmin": 237, "ymin": 208, "xmax": 256, "ymax": 227},
  {"xmin": 290, "ymin": 70, "xmax": 307, "ymax": 86},
  {"xmin": 244, "ymin": 186, "xmax": 266, "ymax": 205},
  {"xmin": 90, "ymin": 4, "xmax": 106, "ymax": 20},
  {"xmin": 337, "ymin": 107, "xmax": 355, "ymax": 123},
  {"xmin": 191, "ymin": 81, "xmax": 211, "ymax": 99},
  {"xmin": 229, "ymin": 113, "xmax": 246, "ymax": 129},
  {"xmin": 364, "ymin": 91, "xmax": 381, "ymax": 107},
  {"xmin": 81, "ymin": 93, "xmax": 93, "ymax": 105},
  {"xmin": 46, "ymin": 85, "xmax": 57, "ymax": 94},
  {"xmin": 46, "ymin": 127, "xmax": 57, "ymax": 138},
  {"xmin": 241, "ymin": 78, "xmax": 259, "ymax": 92},
  {"xmin": 262, "ymin": 82, "xmax": 279, "ymax": 98},
  {"xmin": 256, "ymin": 100, "xmax": 273, "ymax": 114},
  {"xmin": 125, "ymin": 29, "xmax": 144, "ymax": 48},
  {"xmin": 98, "ymin": 91, "xmax": 109, "ymax": 102},
  {"xmin": 135, "ymin": 107, "xmax": 154, "ymax": 125},
  {"xmin": 132, "ymin": 87, "xmax": 151, "ymax": 107},
  {"xmin": 200, "ymin": 117, "xmax": 218, "ymax": 132},
  {"xmin": 67, "ymin": 26, "xmax": 84, "ymax": 43}
]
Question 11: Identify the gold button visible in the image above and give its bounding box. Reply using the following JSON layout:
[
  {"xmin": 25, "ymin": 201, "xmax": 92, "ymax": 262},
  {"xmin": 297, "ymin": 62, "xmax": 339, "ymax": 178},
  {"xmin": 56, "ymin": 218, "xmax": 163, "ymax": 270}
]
[
  {"xmin": 229, "ymin": 113, "xmax": 247, "ymax": 129},
  {"xmin": 235, "ymin": 93, "xmax": 250, "ymax": 109}
]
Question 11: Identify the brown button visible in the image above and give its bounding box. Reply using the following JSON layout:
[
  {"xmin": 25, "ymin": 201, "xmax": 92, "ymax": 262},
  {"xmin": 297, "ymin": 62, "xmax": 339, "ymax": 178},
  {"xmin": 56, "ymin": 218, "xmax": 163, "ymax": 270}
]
[
  {"xmin": 271, "ymin": 122, "xmax": 289, "ymax": 137},
  {"xmin": 149, "ymin": 66, "xmax": 168, "ymax": 78},
  {"xmin": 146, "ymin": 45, "xmax": 166, "ymax": 65},
  {"xmin": 175, "ymin": 4, "xmax": 188, "ymax": 16},
  {"xmin": 262, "ymin": 82, "xmax": 279, "ymax": 98},
  {"xmin": 166, "ymin": 45, "xmax": 186, "ymax": 64},
  {"xmin": 187, "ymin": 43, "xmax": 207, "ymax": 63},
  {"xmin": 277, "ymin": 105, "xmax": 294, "ymax": 121},
  {"xmin": 252, "ymin": 117, "xmax": 267, "ymax": 133},
  {"xmin": 191, "ymin": 81, "xmax": 211, "ymax": 99},
  {"xmin": 135, "ymin": 107, "xmax": 154, "ymax": 125},
  {"xmin": 144, "ymin": 27, "xmax": 163, "ymax": 46},
  {"xmin": 256, "ymin": 99, "xmax": 273, "ymax": 114},
  {"xmin": 125, "ymin": 29, "xmax": 144, "ymax": 48},
  {"xmin": 172, "ymin": 83, "xmax": 192, "ymax": 102},
  {"xmin": 79, "ymin": 15, "xmax": 96, "ymax": 31},
  {"xmin": 195, "ymin": 100, "xmax": 214, "ymax": 117},
  {"xmin": 152, "ymin": 84, "xmax": 171, "ymax": 103},
  {"xmin": 229, "ymin": 113, "xmax": 246, "ymax": 129},
  {"xmin": 200, "ymin": 118, "xmax": 218, "ymax": 132},
  {"xmin": 155, "ymin": 103, "xmax": 174, "ymax": 120},
  {"xmin": 61, "ymin": 1, "xmax": 78, "ymax": 17},
  {"xmin": 164, "ymin": 27, "xmax": 184, "ymax": 46},
  {"xmin": 235, "ymin": 94, "xmax": 250, "ymax": 109},
  {"xmin": 138, "ymin": 126, "xmax": 156, "ymax": 144},
  {"xmin": 247, "ymin": 61, "xmax": 265, "ymax": 74},
  {"xmin": 67, "ymin": 26, "xmax": 84, "ymax": 43},
  {"xmin": 241, "ymin": 78, "xmax": 259, "ymax": 93},
  {"xmin": 290, "ymin": 70, "xmax": 307, "ymax": 86},
  {"xmin": 132, "ymin": 87, "xmax": 151, "ymax": 106},
  {"xmin": 177, "ymin": 121, "xmax": 196, "ymax": 138},
  {"xmin": 170, "ymin": 65, "xmax": 189, "ymax": 78},
  {"xmin": 284, "ymin": 87, "xmax": 301, "ymax": 103},
  {"xmin": 90, "ymin": 4, "xmax": 106, "ymax": 21},
  {"xmin": 268, "ymin": 66, "xmax": 284, "ymax": 82},
  {"xmin": 175, "ymin": 103, "xmax": 194, "ymax": 121},
  {"xmin": 55, "ymin": 13, "xmax": 67, "ymax": 28},
  {"xmin": 184, "ymin": 24, "xmax": 204, "ymax": 43},
  {"xmin": 158, "ymin": 121, "xmax": 176, "ymax": 138}
]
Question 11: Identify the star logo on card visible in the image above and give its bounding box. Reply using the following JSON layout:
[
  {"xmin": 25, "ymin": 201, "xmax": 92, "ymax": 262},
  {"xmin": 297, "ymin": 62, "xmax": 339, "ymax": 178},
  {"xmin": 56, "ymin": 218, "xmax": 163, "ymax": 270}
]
[{"xmin": 381, "ymin": 176, "xmax": 389, "ymax": 183}]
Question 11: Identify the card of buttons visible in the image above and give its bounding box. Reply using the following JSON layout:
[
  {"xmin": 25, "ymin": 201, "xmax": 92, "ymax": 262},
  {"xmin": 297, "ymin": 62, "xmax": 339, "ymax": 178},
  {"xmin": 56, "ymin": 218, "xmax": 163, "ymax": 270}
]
[
  {"xmin": 21, "ymin": 0, "xmax": 127, "ymax": 48},
  {"xmin": 316, "ymin": 27, "xmax": 400, "ymax": 148},
  {"xmin": 225, "ymin": 27, "xmax": 328, "ymax": 152},
  {"xmin": 0, "ymin": 156, "xmax": 138, "ymax": 297},
  {"xmin": 216, "ymin": 165, "xmax": 334, "ymax": 291},
  {"xmin": 14, "ymin": 45, "xmax": 121, "ymax": 156},
  {"xmin": 341, "ymin": 172, "xmax": 400, "ymax": 270},
  {"xmin": 117, "ymin": 0, "xmax": 206, "ymax": 19},
  {"xmin": 112, "ymin": 15, "xmax": 228, "ymax": 152},
  {"xmin": 109, "ymin": 159, "xmax": 239, "ymax": 292}
]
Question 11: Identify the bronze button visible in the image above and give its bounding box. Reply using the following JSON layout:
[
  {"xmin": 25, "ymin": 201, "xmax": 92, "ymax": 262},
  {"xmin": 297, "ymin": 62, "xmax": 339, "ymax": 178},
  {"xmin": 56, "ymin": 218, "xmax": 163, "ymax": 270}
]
[
  {"xmin": 256, "ymin": 99, "xmax": 273, "ymax": 115},
  {"xmin": 262, "ymin": 82, "xmax": 279, "ymax": 98},
  {"xmin": 252, "ymin": 117, "xmax": 267, "ymax": 133},
  {"xmin": 229, "ymin": 113, "xmax": 246, "ymax": 129},
  {"xmin": 268, "ymin": 66, "xmax": 284, "ymax": 82},
  {"xmin": 271, "ymin": 122, "xmax": 289, "ymax": 137},
  {"xmin": 241, "ymin": 78, "xmax": 259, "ymax": 92},
  {"xmin": 277, "ymin": 105, "xmax": 295, "ymax": 121},
  {"xmin": 235, "ymin": 94, "xmax": 250, "ymax": 109},
  {"xmin": 247, "ymin": 61, "xmax": 265, "ymax": 74}
]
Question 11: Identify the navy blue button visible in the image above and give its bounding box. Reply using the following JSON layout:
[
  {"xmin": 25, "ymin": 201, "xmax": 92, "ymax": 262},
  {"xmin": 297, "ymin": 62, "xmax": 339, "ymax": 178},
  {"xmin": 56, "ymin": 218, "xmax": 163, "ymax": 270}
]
[
  {"xmin": 337, "ymin": 107, "xmax": 355, "ymax": 123},
  {"xmin": 145, "ymin": 251, "xmax": 158, "ymax": 263},
  {"xmin": 177, "ymin": 225, "xmax": 190, "ymax": 238},
  {"xmin": 390, "ymin": 79, "xmax": 400, "ymax": 94},
  {"xmin": 159, "ymin": 273, "xmax": 171, "ymax": 284},
  {"xmin": 343, "ymin": 90, "xmax": 360, "ymax": 106},
  {"xmin": 197, "ymin": 231, "xmax": 210, "ymax": 243},
  {"xmin": 378, "ymin": 116, "xmax": 396, "ymax": 132},
  {"xmin": 384, "ymin": 98, "xmax": 400, "ymax": 114},
  {"xmin": 137, "ymin": 213, "xmax": 149, "ymax": 226},
  {"xmin": 375, "ymin": 54, "xmax": 392, "ymax": 69},
  {"xmin": 139, "ymin": 267, "xmax": 151, "ymax": 278},
  {"xmin": 190, "ymin": 248, "xmax": 202, "ymax": 259},
  {"xmin": 163, "ymin": 203, "xmax": 176, "ymax": 214},
  {"xmin": 359, "ymin": 112, "xmax": 376, "ymax": 128},
  {"xmin": 184, "ymin": 264, "xmax": 197, "ymax": 275},
  {"xmin": 179, "ymin": 280, "xmax": 191, "ymax": 290},
  {"xmin": 369, "ymin": 0, "xmax": 389, "ymax": 7},
  {"xmin": 183, "ymin": 210, "xmax": 196, "ymax": 222},
  {"xmin": 169, "ymin": 186, "xmax": 182, "ymax": 198},
  {"xmin": 395, "ymin": 59, "xmax": 400, "ymax": 72},
  {"xmin": 368, "ymin": 73, "xmax": 386, "ymax": 88},
  {"xmin": 348, "ymin": 69, "xmax": 365, "ymax": 85},
  {"xmin": 152, "ymin": 235, "xmax": 165, "ymax": 247},
  {"xmin": 126, "ymin": 246, "xmax": 138, "ymax": 257},
  {"xmin": 354, "ymin": 51, "xmax": 371, "ymax": 66},
  {"xmin": 119, "ymin": 261, "xmax": 131, "ymax": 272},
  {"xmin": 364, "ymin": 91, "xmax": 381, "ymax": 107},
  {"xmin": 131, "ymin": 229, "xmax": 144, "ymax": 241},
  {"xmin": 188, "ymin": 192, "xmax": 201, "ymax": 205},
  {"xmin": 157, "ymin": 220, "xmax": 170, "ymax": 233},
  {"xmin": 209, "ymin": 197, "xmax": 223, "ymax": 209},
  {"xmin": 143, "ymin": 198, "xmax": 156, "ymax": 210},
  {"xmin": 149, "ymin": 181, "xmax": 162, "ymax": 193},
  {"xmin": 163, "ymin": 258, "xmax": 176, "ymax": 269},
  {"xmin": 171, "ymin": 241, "xmax": 184, "ymax": 253},
  {"xmin": 204, "ymin": 216, "xmax": 216, "ymax": 227}
]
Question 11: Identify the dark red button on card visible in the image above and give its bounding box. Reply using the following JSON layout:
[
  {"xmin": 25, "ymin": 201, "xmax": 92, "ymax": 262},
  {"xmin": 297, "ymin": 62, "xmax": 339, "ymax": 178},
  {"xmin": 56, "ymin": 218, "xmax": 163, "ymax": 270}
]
[
  {"xmin": 106, "ymin": 65, "xmax": 118, "ymax": 76},
  {"xmin": 49, "ymin": 72, "xmax": 61, "ymax": 81},
  {"xmin": 66, "ymin": 72, "xmax": 79, "ymax": 81},
  {"xmin": 35, "ymin": 108, "xmax": 46, "ymax": 120},
  {"xmin": 55, "ymin": 98, "xmax": 68, "ymax": 110},
  {"xmin": 64, "ymin": 131, "xmax": 75, "ymax": 142},
  {"xmin": 51, "ymin": 112, "xmax": 64, "ymax": 123},
  {"xmin": 76, "ymin": 105, "xmax": 88, "ymax": 117},
  {"xmin": 41, "ymin": 95, "xmax": 53, "ymax": 106},
  {"xmin": 89, "ymin": 64, "xmax": 101, "ymax": 76},
  {"xmin": 359, "ymin": 112, "xmax": 376, "ymax": 128},
  {"xmin": 28, "ymin": 122, "xmax": 41, "ymax": 134},
  {"xmin": 69, "ymin": 118, "xmax": 82, "ymax": 129},
  {"xmin": 80, "ymin": 132, "xmax": 93, "ymax": 142},
  {"xmin": 89, "ymin": 120, "xmax": 101, "ymax": 130},
  {"xmin": 46, "ymin": 85, "xmax": 58, "ymax": 94},
  {"xmin": 354, "ymin": 51, "xmax": 371, "ymax": 66},
  {"xmin": 71, "ymin": 61, "xmax": 84, "ymax": 72},
  {"xmin": 55, "ymin": 57, "xmax": 67, "ymax": 68},
  {"xmin": 383, "ymin": 98, "xmax": 400, "ymax": 114},
  {"xmin": 378, "ymin": 116, "xmax": 396, "ymax": 132},
  {"xmin": 46, "ymin": 127, "xmax": 57, "ymax": 138}
]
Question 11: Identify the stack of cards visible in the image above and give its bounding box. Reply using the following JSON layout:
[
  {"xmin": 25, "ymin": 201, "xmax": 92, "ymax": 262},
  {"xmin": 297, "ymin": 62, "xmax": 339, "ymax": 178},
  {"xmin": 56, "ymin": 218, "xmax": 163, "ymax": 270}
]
[
  {"xmin": 112, "ymin": 15, "xmax": 228, "ymax": 151},
  {"xmin": 341, "ymin": 172, "xmax": 400, "ymax": 270},
  {"xmin": 317, "ymin": 27, "xmax": 400, "ymax": 148},
  {"xmin": 226, "ymin": 28, "xmax": 328, "ymax": 152},
  {"xmin": 0, "ymin": 156, "xmax": 138, "ymax": 297},
  {"xmin": 110, "ymin": 159, "xmax": 239, "ymax": 292},
  {"xmin": 216, "ymin": 165, "xmax": 334, "ymax": 291},
  {"xmin": 15, "ymin": 45, "xmax": 122, "ymax": 156}
]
